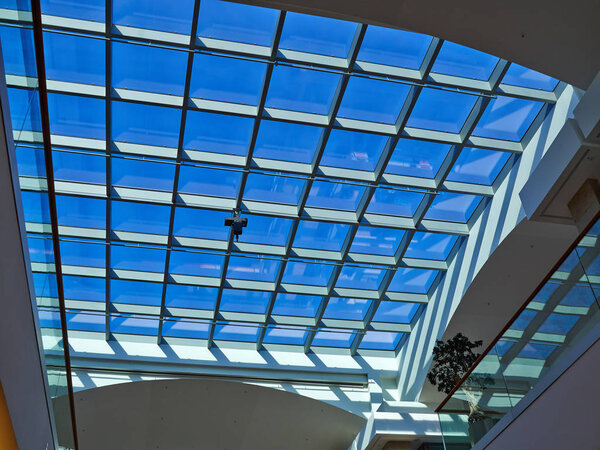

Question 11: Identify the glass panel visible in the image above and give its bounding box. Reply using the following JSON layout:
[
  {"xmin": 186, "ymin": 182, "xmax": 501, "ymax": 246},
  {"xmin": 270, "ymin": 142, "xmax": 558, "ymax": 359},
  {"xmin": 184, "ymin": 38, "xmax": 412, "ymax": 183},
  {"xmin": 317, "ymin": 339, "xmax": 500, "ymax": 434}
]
[
  {"xmin": 306, "ymin": 180, "xmax": 366, "ymax": 211},
  {"xmin": 111, "ymin": 245, "xmax": 167, "ymax": 272},
  {"xmin": 293, "ymin": 221, "xmax": 350, "ymax": 252},
  {"xmin": 15, "ymin": 145, "xmax": 46, "ymax": 177},
  {"xmin": 197, "ymin": 0, "xmax": 279, "ymax": 47},
  {"xmin": 113, "ymin": 0, "xmax": 195, "ymax": 35},
  {"xmin": 112, "ymin": 42, "xmax": 187, "ymax": 95},
  {"xmin": 53, "ymin": 150, "xmax": 106, "ymax": 184},
  {"xmin": 321, "ymin": 129, "xmax": 388, "ymax": 171},
  {"xmin": 537, "ymin": 313, "xmax": 579, "ymax": 335},
  {"xmin": 27, "ymin": 236, "xmax": 54, "ymax": 263},
  {"xmin": 219, "ymin": 289, "xmax": 271, "ymax": 314},
  {"xmin": 263, "ymin": 325, "xmax": 309, "ymax": 345},
  {"xmin": 323, "ymin": 297, "xmax": 370, "ymax": 320},
  {"xmin": 312, "ymin": 328, "xmax": 355, "ymax": 347},
  {"xmin": 407, "ymin": 88, "xmax": 477, "ymax": 133},
  {"xmin": 349, "ymin": 227, "xmax": 405, "ymax": 256},
  {"xmin": 243, "ymin": 172, "xmax": 304, "ymax": 205},
  {"xmin": 111, "ymin": 201, "xmax": 170, "ymax": 235},
  {"xmin": 373, "ymin": 301, "xmax": 419, "ymax": 323},
  {"xmin": 63, "ymin": 275, "xmax": 105, "ymax": 302},
  {"xmin": 8, "ymin": 88, "xmax": 42, "ymax": 133},
  {"xmin": 359, "ymin": 331, "xmax": 403, "ymax": 350},
  {"xmin": 60, "ymin": 240, "xmax": 105, "ymax": 267},
  {"xmin": 112, "ymin": 157, "xmax": 175, "ymax": 191},
  {"xmin": 271, "ymin": 293, "xmax": 322, "ymax": 317},
  {"xmin": 338, "ymin": 76, "xmax": 410, "ymax": 124},
  {"xmin": 110, "ymin": 279, "xmax": 162, "ymax": 306},
  {"xmin": 431, "ymin": 41, "xmax": 499, "ymax": 80},
  {"xmin": 162, "ymin": 319, "xmax": 210, "ymax": 339},
  {"xmin": 66, "ymin": 311, "xmax": 105, "ymax": 332},
  {"xmin": 446, "ymin": 147, "xmax": 510, "ymax": 185},
  {"xmin": 265, "ymin": 65, "xmax": 341, "ymax": 115},
  {"xmin": 357, "ymin": 26, "xmax": 432, "ymax": 70},
  {"xmin": 280, "ymin": 12, "xmax": 357, "ymax": 57},
  {"xmin": 213, "ymin": 322, "xmax": 260, "ymax": 342},
  {"xmin": 226, "ymin": 255, "xmax": 280, "ymax": 282},
  {"xmin": 41, "ymin": 0, "xmax": 102, "ymax": 21},
  {"xmin": 47, "ymin": 93, "xmax": 105, "ymax": 139},
  {"xmin": 56, "ymin": 195, "xmax": 105, "ymax": 229},
  {"xmin": 336, "ymin": 266, "xmax": 386, "ymax": 290},
  {"xmin": 502, "ymin": 64, "xmax": 559, "ymax": 91},
  {"xmin": 33, "ymin": 272, "xmax": 58, "ymax": 298},
  {"xmin": 172, "ymin": 208, "xmax": 230, "ymax": 241},
  {"xmin": 0, "ymin": 25, "xmax": 36, "ymax": 77},
  {"xmin": 367, "ymin": 187, "xmax": 425, "ymax": 217},
  {"xmin": 384, "ymin": 138, "xmax": 452, "ymax": 179},
  {"xmin": 165, "ymin": 284, "xmax": 217, "ymax": 310},
  {"xmin": 169, "ymin": 249, "xmax": 223, "ymax": 277},
  {"xmin": 110, "ymin": 314, "xmax": 159, "ymax": 335},
  {"xmin": 253, "ymin": 120, "xmax": 323, "ymax": 164},
  {"xmin": 242, "ymin": 215, "xmax": 293, "ymax": 247},
  {"xmin": 282, "ymin": 260, "xmax": 334, "ymax": 286},
  {"xmin": 178, "ymin": 165, "xmax": 241, "ymax": 198},
  {"xmin": 473, "ymin": 96, "xmax": 544, "ymax": 141},
  {"xmin": 21, "ymin": 191, "xmax": 51, "ymax": 224},
  {"xmin": 424, "ymin": 192, "xmax": 483, "ymax": 223},
  {"xmin": 404, "ymin": 232, "xmax": 459, "ymax": 261},
  {"xmin": 387, "ymin": 268, "xmax": 439, "ymax": 294},
  {"xmin": 44, "ymin": 31, "xmax": 105, "ymax": 85},
  {"xmin": 183, "ymin": 110, "xmax": 254, "ymax": 156},
  {"xmin": 111, "ymin": 101, "xmax": 181, "ymax": 147},
  {"xmin": 190, "ymin": 53, "xmax": 267, "ymax": 105}
]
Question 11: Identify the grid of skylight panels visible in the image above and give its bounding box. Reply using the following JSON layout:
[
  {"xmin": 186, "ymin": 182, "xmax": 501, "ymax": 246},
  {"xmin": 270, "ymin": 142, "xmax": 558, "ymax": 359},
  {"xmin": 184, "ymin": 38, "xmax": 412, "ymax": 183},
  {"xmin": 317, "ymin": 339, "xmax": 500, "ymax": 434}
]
[{"xmin": 1, "ymin": 0, "xmax": 563, "ymax": 354}]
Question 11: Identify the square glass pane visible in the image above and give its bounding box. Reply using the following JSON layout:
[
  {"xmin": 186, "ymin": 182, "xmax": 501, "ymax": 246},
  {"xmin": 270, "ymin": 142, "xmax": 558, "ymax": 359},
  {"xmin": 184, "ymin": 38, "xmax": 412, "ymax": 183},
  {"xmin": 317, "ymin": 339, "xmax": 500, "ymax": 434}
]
[
  {"xmin": 169, "ymin": 249, "xmax": 223, "ymax": 278},
  {"xmin": 197, "ymin": 0, "xmax": 279, "ymax": 47},
  {"xmin": 219, "ymin": 289, "xmax": 271, "ymax": 314},
  {"xmin": 502, "ymin": 64, "xmax": 559, "ymax": 91},
  {"xmin": 33, "ymin": 273, "xmax": 58, "ymax": 298},
  {"xmin": 560, "ymin": 284, "xmax": 597, "ymax": 308},
  {"xmin": 165, "ymin": 284, "xmax": 217, "ymax": 310},
  {"xmin": 473, "ymin": 96, "xmax": 544, "ymax": 141},
  {"xmin": 47, "ymin": 93, "xmax": 104, "ymax": 139},
  {"xmin": 41, "ymin": 0, "xmax": 104, "ymax": 21},
  {"xmin": 336, "ymin": 266, "xmax": 386, "ymax": 290},
  {"xmin": 293, "ymin": 221, "xmax": 350, "ymax": 252},
  {"xmin": 424, "ymin": 192, "xmax": 483, "ymax": 223},
  {"xmin": 312, "ymin": 328, "xmax": 355, "ymax": 348},
  {"xmin": 0, "ymin": 0, "xmax": 30, "ymax": 10},
  {"xmin": 531, "ymin": 282, "xmax": 560, "ymax": 304},
  {"xmin": 190, "ymin": 53, "xmax": 267, "ymax": 105},
  {"xmin": 282, "ymin": 260, "xmax": 334, "ymax": 286},
  {"xmin": 178, "ymin": 164, "xmax": 241, "ymax": 198},
  {"xmin": 431, "ymin": 41, "xmax": 499, "ymax": 81},
  {"xmin": 323, "ymin": 297, "xmax": 370, "ymax": 320},
  {"xmin": 183, "ymin": 110, "xmax": 254, "ymax": 156},
  {"xmin": 27, "ymin": 236, "xmax": 54, "ymax": 263},
  {"xmin": 306, "ymin": 180, "xmax": 366, "ymax": 211},
  {"xmin": 113, "ymin": 0, "xmax": 195, "ymax": 35},
  {"xmin": 60, "ymin": 240, "xmax": 105, "ymax": 267},
  {"xmin": 112, "ymin": 101, "xmax": 181, "ymax": 147},
  {"xmin": 367, "ymin": 187, "xmax": 425, "ymax": 217},
  {"xmin": 350, "ymin": 227, "xmax": 405, "ymax": 256},
  {"xmin": 16, "ymin": 145, "xmax": 46, "ymax": 178},
  {"xmin": 263, "ymin": 325, "xmax": 309, "ymax": 345},
  {"xmin": 7, "ymin": 88, "xmax": 41, "ymax": 133},
  {"xmin": 112, "ymin": 42, "xmax": 187, "ymax": 95},
  {"xmin": 56, "ymin": 195, "xmax": 105, "ymax": 229},
  {"xmin": 509, "ymin": 309, "xmax": 537, "ymax": 331},
  {"xmin": 373, "ymin": 301, "xmax": 420, "ymax": 323},
  {"xmin": 538, "ymin": 313, "xmax": 579, "ymax": 335},
  {"xmin": 271, "ymin": 293, "xmax": 322, "ymax": 317},
  {"xmin": 518, "ymin": 342, "xmax": 557, "ymax": 360},
  {"xmin": 213, "ymin": 322, "xmax": 260, "ymax": 342},
  {"xmin": 110, "ymin": 279, "xmax": 162, "ymax": 306},
  {"xmin": 243, "ymin": 172, "xmax": 305, "ymax": 205},
  {"xmin": 357, "ymin": 26, "xmax": 432, "ymax": 70},
  {"xmin": 321, "ymin": 129, "xmax": 388, "ymax": 171},
  {"xmin": 387, "ymin": 268, "xmax": 439, "ymax": 294},
  {"xmin": 21, "ymin": 191, "xmax": 51, "ymax": 224},
  {"xmin": 38, "ymin": 309, "xmax": 61, "ymax": 329},
  {"xmin": 162, "ymin": 319, "xmax": 210, "ymax": 339},
  {"xmin": 265, "ymin": 65, "xmax": 341, "ymax": 115},
  {"xmin": 66, "ymin": 312, "xmax": 105, "ymax": 333},
  {"xmin": 253, "ymin": 120, "xmax": 323, "ymax": 164},
  {"xmin": 226, "ymin": 255, "xmax": 280, "ymax": 282},
  {"xmin": 404, "ymin": 232, "xmax": 459, "ymax": 261},
  {"xmin": 359, "ymin": 331, "xmax": 403, "ymax": 350},
  {"xmin": 111, "ymin": 201, "xmax": 170, "ymax": 235},
  {"xmin": 241, "ymin": 215, "xmax": 294, "ymax": 247},
  {"xmin": 63, "ymin": 275, "xmax": 105, "ymax": 302},
  {"xmin": 110, "ymin": 314, "xmax": 158, "ymax": 335},
  {"xmin": 338, "ymin": 77, "xmax": 411, "ymax": 124},
  {"xmin": 112, "ymin": 157, "xmax": 175, "ymax": 191},
  {"xmin": 111, "ymin": 245, "xmax": 166, "ymax": 272},
  {"xmin": 407, "ymin": 88, "xmax": 477, "ymax": 133},
  {"xmin": 446, "ymin": 147, "xmax": 510, "ymax": 185},
  {"xmin": 280, "ymin": 12, "xmax": 358, "ymax": 58},
  {"xmin": 0, "ymin": 25, "xmax": 36, "ymax": 77},
  {"xmin": 173, "ymin": 208, "xmax": 230, "ymax": 241},
  {"xmin": 53, "ymin": 150, "xmax": 106, "ymax": 184},
  {"xmin": 44, "ymin": 32, "xmax": 104, "ymax": 85}
]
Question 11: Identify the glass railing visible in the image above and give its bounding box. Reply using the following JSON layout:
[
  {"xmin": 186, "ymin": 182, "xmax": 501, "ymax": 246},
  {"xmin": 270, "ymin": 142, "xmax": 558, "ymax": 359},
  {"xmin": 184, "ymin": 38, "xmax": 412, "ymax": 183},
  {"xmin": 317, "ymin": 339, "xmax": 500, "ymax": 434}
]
[{"xmin": 436, "ymin": 215, "xmax": 600, "ymax": 448}]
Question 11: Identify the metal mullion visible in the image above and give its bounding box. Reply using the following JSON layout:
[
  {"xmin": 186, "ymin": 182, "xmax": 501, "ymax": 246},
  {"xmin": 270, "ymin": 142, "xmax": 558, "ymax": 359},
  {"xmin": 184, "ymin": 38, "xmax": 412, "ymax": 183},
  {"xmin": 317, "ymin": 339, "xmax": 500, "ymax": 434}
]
[
  {"xmin": 30, "ymin": 0, "xmax": 79, "ymax": 447},
  {"xmin": 155, "ymin": 0, "xmax": 201, "ymax": 344},
  {"xmin": 207, "ymin": 12, "xmax": 287, "ymax": 348},
  {"xmin": 104, "ymin": 2, "xmax": 112, "ymax": 341}
]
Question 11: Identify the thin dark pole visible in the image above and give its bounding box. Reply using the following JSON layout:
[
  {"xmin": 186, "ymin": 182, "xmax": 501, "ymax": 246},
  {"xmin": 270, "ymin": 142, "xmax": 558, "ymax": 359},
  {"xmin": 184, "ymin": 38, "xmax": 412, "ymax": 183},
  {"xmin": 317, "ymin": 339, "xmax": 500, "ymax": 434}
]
[{"xmin": 30, "ymin": 0, "xmax": 80, "ymax": 447}]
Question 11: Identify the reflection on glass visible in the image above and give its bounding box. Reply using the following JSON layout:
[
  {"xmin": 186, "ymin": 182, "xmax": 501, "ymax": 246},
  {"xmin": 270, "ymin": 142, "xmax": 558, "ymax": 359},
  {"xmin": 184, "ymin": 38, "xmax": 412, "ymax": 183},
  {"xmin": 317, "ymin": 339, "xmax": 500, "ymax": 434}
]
[
  {"xmin": 447, "ymin": 147, "xmax": 510, "ymax": 185},
  {"xmin": 385, "ymin": 138, "xmax": 452, "ymax": 179},
  {"xmin": 44, "ymin": 32, "xmax": 105, "ymax": 85},
  {"xmin": 272, "ymin": 293, "xmax": 322, "ymax": 317},
  {"xmin": 350, "ymin": 227, "xmax": 405, "ymax": 256},
  {"xmin": 306, "ymin": 180, "xmax": 366, "ymax": 211},
  {"xmin": 359, "ymin": 330, "xmax": 403, "ymax": 350},
  {"xmin": 407, "ymin": 88, "xmax": 477, "ymax": 133},
  {"xmin": 432, "ymin": 41, "xmax": 499, "ymax": 80},
  {"xmin": 321, "ymin": 129, "xmax": 388, "ymax": 171},
  {"xmin": 358, "ymin": 26, "xmax": 432, "ymax": 70},
  {"xmin": 502, "ymin": 64, "xmax": 559, "ymax": 91},
  {"xmin": 113, "ymin": 0, "xmax": 195, "ymax": 34},
  {"xmin": 184, "ymin": 110, "xmax": 254, "ymax": 156},
  {"xmin": 254, "ymin": 120, "xmax": 322, "ymax": 163},
  {"xmin": 293, "ymin": 221, "xmax": 350, "ymax": 252},
  {"xmin": 220, "ymin": 289, "xmax": 271, "ymax": 314},
  {"xmin": 424, "ymin": 192, "xmax": 483, "ymax": 223},
  {"xmin": 324, "ymin": 297, "xmax": 370, "ymax": 320},
  {"xmin": 473, "ymin": 96, "xmax": 544, "ymax": 141}
]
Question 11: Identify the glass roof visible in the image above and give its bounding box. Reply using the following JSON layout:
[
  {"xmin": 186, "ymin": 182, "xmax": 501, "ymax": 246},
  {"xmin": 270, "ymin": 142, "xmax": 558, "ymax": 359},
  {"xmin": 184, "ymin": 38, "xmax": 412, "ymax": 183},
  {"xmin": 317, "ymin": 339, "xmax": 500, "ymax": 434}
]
[{"xmin": 1, "ymin": 0, "xmax": 562, "ymax": 356}]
